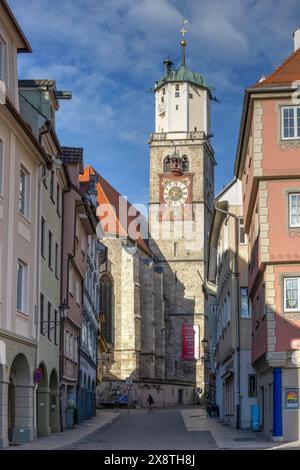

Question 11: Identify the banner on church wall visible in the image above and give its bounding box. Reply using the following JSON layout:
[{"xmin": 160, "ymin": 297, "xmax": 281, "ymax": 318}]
[{"xmin": 181, "ymin": 324, "xmax": 200, "ymax": 360}]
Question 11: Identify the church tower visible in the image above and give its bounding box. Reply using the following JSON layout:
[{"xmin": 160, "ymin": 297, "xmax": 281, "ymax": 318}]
[{"xmin": 149, "ymin": 22, "xmax": 215, "ymax": 397}]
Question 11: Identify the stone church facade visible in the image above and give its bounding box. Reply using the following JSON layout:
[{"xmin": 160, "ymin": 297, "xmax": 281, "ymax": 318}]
[{"xmin": 81, "ymin": 43, "xmax": 215, "ymax": 407}]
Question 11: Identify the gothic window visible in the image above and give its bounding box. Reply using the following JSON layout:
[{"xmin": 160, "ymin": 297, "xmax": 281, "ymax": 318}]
[
  {"xmin": 181, "ymin": 156, "xmax": 189, "ymax": 172},
  {"xmin": 163, "ymin": 156, "xmax": 171, "ymax": 173},
  {"xmin": 100, "ymin": 274, "xmax": 113, "ymax": 344}
]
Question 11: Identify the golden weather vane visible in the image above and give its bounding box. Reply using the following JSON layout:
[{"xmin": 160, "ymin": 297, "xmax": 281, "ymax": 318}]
[{"xmin": 180, "ymin": 19, "xmax": 188, "ymax": 65}]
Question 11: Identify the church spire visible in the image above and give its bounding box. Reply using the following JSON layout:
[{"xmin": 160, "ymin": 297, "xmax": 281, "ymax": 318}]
[{"xmin": 180, "ymin": 19, "xmax": 188, "ymax": 66}]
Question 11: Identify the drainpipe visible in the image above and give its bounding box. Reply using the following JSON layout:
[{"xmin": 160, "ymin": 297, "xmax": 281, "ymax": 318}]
[{"xmin": 214, "ymin": 205, "xmax": 241, "ymax": 429}]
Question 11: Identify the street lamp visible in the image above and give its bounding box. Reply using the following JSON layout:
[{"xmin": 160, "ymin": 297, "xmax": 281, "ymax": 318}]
[{"xmin": 59, "ymin": 304, "xmax": 70, "ymax": 321}]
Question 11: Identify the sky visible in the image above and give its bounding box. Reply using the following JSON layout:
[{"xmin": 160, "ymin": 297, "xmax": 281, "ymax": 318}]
[{"xmin": 9, "ymin": 0, "xmax": 300, "ymax": 208}]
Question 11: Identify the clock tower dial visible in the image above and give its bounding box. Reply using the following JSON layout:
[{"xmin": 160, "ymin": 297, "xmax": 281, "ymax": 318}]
[{"xmin": 163, "ymin": 181, "xmax": 188, "ymax": 207}]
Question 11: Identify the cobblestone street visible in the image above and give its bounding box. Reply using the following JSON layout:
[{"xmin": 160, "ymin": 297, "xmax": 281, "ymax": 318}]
[{"xmin": 63, "ymin": 409, "xmax": 218, "ymax": 450}]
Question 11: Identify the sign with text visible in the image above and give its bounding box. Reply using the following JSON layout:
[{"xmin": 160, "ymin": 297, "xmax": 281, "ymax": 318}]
[
  {"xmin": 285, "ymin": 388, "xmax": 299, "ymax": 409},
  {"xmin": 181, "ymin": 325, "xmax": 200, "ymax": 360}
]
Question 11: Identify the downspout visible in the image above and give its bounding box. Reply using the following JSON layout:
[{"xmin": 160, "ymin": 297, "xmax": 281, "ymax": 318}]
[{"xmin": 214, "ymin": 205, "xmax": 241, "ymax": 429}]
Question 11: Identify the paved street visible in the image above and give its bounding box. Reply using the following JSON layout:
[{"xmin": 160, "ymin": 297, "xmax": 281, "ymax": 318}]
[{"xmin": 63, "ymin": 408, "xmax": 218, "ymax": 450}]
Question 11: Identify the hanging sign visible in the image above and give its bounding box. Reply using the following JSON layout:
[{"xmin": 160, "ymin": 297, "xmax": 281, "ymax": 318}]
[{"xmin": 182, "ymin": 325, "xmax": 195, "ymax": 360}]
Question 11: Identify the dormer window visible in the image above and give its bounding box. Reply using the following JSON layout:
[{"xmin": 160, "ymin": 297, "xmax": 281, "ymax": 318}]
[{"xmin": 281, "ymin": 106, "xmax": 300, "ymax": 140}]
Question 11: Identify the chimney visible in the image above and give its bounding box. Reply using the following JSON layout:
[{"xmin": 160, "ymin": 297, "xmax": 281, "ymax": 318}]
[{"xmin": 293, "ymin": 29, "xmax": 300, "ymax": 51}]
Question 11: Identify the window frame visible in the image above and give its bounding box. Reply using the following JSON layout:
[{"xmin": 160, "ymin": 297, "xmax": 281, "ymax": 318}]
[
  {"xmin": 47, "ymin": 301, "xmax": 52, "ymax": 341},
  {"xmin": 281, "ymin": 106, "xmax": 300, "ymax": 140},
  {"xmin": 240, "ymin": 287, "xmax": 250, "ymax": 319},
  {"xmin": 19, "ymin": 165, "xmax": 30, "ymax": 219},
  {"xmin": 284, "ymin": 277, "xmax": 300, "ymax": 312},
  {"xmin": 48, "ymin": 230, "xmax": 53, "ymax": 270},
  {"xmin": 55, "ymin": 242, "xmax": 59, "ymax": 279},
  {"xmin": 289, "ymin": 193, "xmax": 300, "ymax": 228},
  {"xmin": 0, "ymin": 34, "xmax": 8, "ymax": 84},
  {"xmin": 41, "ymin": 216, "xmax": 45, "ymax": 258},
  {"xmin": 40, "ymin": 293, "xmax": 45, "ymax": 335},
  {"xmin": 17, "ymin": 259, "xmax": 28, "ymax": 314}
]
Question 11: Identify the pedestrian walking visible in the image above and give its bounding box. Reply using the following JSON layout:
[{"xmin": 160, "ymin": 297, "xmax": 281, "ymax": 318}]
[{"xmin": 147, "ymin": 394, "xmax": 154, "ymax": 413}]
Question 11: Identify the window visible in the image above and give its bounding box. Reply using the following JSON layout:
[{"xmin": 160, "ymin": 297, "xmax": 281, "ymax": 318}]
[
  {"xmin": 189, "ymin": 93, "xmax": 193, "ymax": 99},
  {"xmin": 181, "ymin": 156, "xmax": 189, "ymax": 172},
  {"xmin": 54, "ymin": 309, "xmax": 58, "ymax": 345},
  {"xmin": 0, "ymin": 138, "xmax": 3, "ymax": 194},
  {"xmin": 55, "ymin": 242, "xmax": 59, "ymax": 278},
  {"xmin": 50, "ymin": 171, "xmax": 54, "ymax": 202},
  {"xmin": 175, "ymin": 84, "xmax": 179, "ymax": 91},
  {"xmin": 162, "ymin": 88, "xmax": 165, "ymax": 95},
  {"xmin": 161, "ymin": 96, "xmax": 164, "ymax": 103},
  {"xmin": 0, "ymin": 37, "xmax": 7, "ymax": 83},
  {"xmin": 48, "ymin": 231, "xmax": 52, "ymax": 269},
  {"xmin": 70, "ymin": 334, "xmax": 73, "ymax": 360},
  {"xmin": 239, "ymin": 217, "xmax": 246, "ymax": 244},
  {"xmin": 69, "ymin": 268, "xmax": 73, "ymax": 296},
  {"xmin": 175, "ymin": 92, "xmax": 180, "ymax": 98},
  {"xmin": 41, "ymin": 217, "xmax": 45, "ymax": 258},
  {"xmin": 40, "ymin": 293, "xmax": 44, "ymax": 335},
  {"xmin": 248, "ymin": 375, "xmax": 257, "ymax": 397},
  {"xmin": 17, "ymin": 260, "xmax": 28, "ymax": 313},
  {"xmin": 47, "ymin": 302, "xmax": 51, "ymax": 340},
  {"xmin": 289, "ymin": 193, "xmax": 300, "ymax": 228},
  {"xmin": 163, "ymin": 156, "xmax": 171, "ymax": 173},
  {"xmin": 281, "ymin": 106, "xmax": 300, "ymax": 140},
  {"xmin": 56, "ymin": 183, "xmax": 61, "ymax": 215},
  {"xmin": 100, "ymin": 274, "xmax": 114, "ymax": 343},
  {"xmin": 284, "ymin": 277, "xmax": 300, "ymax": 312},
  {"xmin": 176, "ymin": 104, "xmax": 179, "ymax": 110},
  {"xmin": 240, "ymin": 287, "xmax": 250, "ymax": 318},
  {"xmin": 76, "ymin": 279, "xmax": 81, "ymax": 306},
  {"xmin": 19, "ymin": 166, "xmax": 30, "ymax": 218}
]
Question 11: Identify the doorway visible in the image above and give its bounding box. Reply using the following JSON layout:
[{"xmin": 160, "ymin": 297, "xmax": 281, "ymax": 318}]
[{"xmin": 178, "ymin": 389, "xmax": 183, "ymax": 405}]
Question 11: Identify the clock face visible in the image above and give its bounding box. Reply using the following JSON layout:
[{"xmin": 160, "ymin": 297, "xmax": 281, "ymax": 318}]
[{"xmin": 163, "ymin": 181, "xmax": 188, "ymax": 207}]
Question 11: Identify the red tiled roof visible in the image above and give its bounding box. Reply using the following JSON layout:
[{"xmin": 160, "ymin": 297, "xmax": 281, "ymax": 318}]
[
  {"xmin": 253, "ymin": 47, "xmax": 300, "ymax": 88},
  {"xmin": 80, "ymin": 165, "xmax": 152, "ymax": 256}
]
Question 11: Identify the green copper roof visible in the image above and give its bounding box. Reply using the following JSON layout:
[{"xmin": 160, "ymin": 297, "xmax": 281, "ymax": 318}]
[{"xmin": 155, "ymin": 64, "xmax": 207, "ymax": 90}]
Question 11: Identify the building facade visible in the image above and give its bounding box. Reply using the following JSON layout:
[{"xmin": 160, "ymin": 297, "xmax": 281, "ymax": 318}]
[
  {"xmin": 235, "ymin": 33, "xmax": 300, "ymax": 441},
  {"xmin": 207, "ymin": 179, "xmax": 256, "ymax": 429},
  {"xmin": 0, "ymin": 1, "xmax": 54, "ymax": 447},
  {"xmin": 18, "ymin": 79, "xmax": 69, "ymax": 437}
]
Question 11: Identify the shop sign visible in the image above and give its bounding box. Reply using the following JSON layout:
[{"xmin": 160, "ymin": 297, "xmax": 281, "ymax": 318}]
[{"xmin": 285, "ymin": 388, "xmax": 299, "ymax": 409}]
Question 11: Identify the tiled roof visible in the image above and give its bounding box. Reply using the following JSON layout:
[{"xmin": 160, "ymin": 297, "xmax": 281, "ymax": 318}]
[
  {"xmin": 80, "ymin": 165, "xmax": 152, "ymax": 256},
  {"xmin": 60, "ymin": 146, "xmax": 84, "ymax": 164},
  {"xmin": 253, "ymin": 47, "xmax": 300, "ymax": 88}
]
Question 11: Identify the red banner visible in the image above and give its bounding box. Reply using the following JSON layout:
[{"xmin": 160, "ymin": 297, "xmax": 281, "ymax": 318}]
[{"xmin": 181, "ymin": 324, "xmax": 195, "ymax": 360}]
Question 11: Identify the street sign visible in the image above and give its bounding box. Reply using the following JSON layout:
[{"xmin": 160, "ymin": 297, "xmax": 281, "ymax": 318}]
[{"xmin": 34, "ymin": 368, "xmax": 43, "ymax": 384}]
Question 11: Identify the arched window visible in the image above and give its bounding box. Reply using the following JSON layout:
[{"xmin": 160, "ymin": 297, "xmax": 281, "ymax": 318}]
[
  {"xmin": 181, "ymin": 156, "xmax": 189, "ymax": 172},
  {"xmin": 163, "ymin": 156, "xmax": 171, "ymax": 173},
  {"xmin": 100, "ymin": 274, "xmax": 113, "ymax": 344}
]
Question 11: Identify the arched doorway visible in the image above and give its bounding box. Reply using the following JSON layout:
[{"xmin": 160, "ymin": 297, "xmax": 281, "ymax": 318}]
[
  {"xmin": 49, "ymin": 369, "xmax": 60, "ymax": 433},
  {"xmin": 8, "ymin": 353, "xmax": 34, "ymax": 444},
  {"xmin": 37, "ymin": 363, "xmax": 50, "ymax": 437}
]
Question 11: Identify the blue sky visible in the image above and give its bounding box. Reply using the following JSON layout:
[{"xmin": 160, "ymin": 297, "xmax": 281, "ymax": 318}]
[{"xmin": 9, "ymin": 0, "xmax": 300, "ymax": 207}]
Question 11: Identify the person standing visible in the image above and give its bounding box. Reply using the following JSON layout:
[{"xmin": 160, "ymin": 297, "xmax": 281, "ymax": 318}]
[{"xmin": 147, "ymin": 394, "xmax": 154, "ymax": 413}]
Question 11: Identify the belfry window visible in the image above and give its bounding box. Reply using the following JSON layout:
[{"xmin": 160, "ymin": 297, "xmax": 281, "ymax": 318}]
[
  {"xmin": 163, "ymin": 156, "xmax": 171, "ymax": 172},
  {"xmin": 181, "ymin": 156, "xmax": 189, "ymax": 172},
  {"xmin": 100, "ymin": 274, "xmax": 114, "ymax": 344}
]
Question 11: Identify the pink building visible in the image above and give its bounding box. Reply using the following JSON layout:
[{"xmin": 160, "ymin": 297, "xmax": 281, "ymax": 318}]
[
  {"xmin": 235, "ymin": 32, "xmax": 300, "ymax": 441},
  {"xmin": 60, "ymin": 147, "xmax": 96, "ymax": 429}
]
